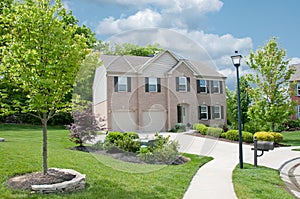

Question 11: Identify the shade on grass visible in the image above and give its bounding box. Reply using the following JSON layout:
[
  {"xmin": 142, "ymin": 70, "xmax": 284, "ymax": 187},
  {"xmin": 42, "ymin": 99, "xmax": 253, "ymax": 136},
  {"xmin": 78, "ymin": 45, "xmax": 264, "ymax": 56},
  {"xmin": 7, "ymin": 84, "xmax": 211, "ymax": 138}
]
[
  {"xmin": 233, "ymin": 163, "xmax": 294, "ymax": 199},
  {"xmin": 0, "ymin": 124, "xmax": 212, "ymax": 199},
  {"xmin": 280, "ymin": 131, "xmax": 300, "ymax": 146}
]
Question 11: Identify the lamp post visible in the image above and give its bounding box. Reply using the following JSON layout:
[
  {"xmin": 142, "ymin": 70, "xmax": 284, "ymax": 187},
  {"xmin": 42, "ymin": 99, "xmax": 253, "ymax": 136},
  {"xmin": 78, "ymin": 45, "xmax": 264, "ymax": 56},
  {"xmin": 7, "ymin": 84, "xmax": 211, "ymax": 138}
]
[{"xmin": 231, "ymin": 51, "xmax": 243, "ymax": 169}]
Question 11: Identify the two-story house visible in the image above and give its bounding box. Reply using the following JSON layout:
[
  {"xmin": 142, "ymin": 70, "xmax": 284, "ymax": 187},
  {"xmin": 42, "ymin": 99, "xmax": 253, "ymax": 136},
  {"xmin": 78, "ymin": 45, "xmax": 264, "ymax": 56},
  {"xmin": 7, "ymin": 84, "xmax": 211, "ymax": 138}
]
[
  {"xmin": 290, "ymin": 63, "xmax": 300, "ymax": 119},
  {"xmin": 93, "ymin": 50, "xmax": 226, "ymax": 132}
]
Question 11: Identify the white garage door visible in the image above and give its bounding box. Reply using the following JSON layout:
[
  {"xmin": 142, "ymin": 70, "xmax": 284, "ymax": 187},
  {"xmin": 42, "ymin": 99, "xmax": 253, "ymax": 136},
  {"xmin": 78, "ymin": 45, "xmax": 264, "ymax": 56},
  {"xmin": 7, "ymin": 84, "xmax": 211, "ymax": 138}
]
[
  {"xmin": 112, "ymin": 111, "xmax": 137, "ymax": 132},
  {"xmin": 142, "ymin": 110, "xmax": 166, "ymax": 132}
]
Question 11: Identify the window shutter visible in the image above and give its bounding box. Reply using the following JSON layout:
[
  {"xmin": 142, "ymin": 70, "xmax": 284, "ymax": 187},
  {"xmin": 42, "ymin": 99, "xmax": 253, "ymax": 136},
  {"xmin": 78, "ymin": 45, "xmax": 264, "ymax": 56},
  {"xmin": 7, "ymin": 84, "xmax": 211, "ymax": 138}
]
[
  {"xmin": 187, "ymin": 77, "xmax": 190, "ymax": 92},
  {"xmin": 219, "ymin": 81, "xmax": 223, "ymax": 94},
  {"xmin": 197, "ymin": 80, "xmax": 200, "ymax": 93},
  {"xmin": 176, "ymin": 77, "xmax": 179, "ymax": 91},
  {"xmin": 207, "ymin": 80, "xmax": 210, "ymax": 93},
  {"xmin": 127, "ymin": 77, "xmax": 131, "ymax": 92},
  {"xmin": 208, "ymin": 106, "xmax": 211, "ymax": 120},
  {"xmin": 145, "ymin": 77, "xmax": 149, "ymax": 92},
  {"xmin": 221, "ymin": 106, "xmax": 224, "ymax": 119},
  {"xmin": 212, "ymin": 106, "xmax": 215, "ymax": 119},
  {"xmin": 198, "ymin": 106, "xmax": 201, "ymax": 120},
  {"xmin": 211, "ymin": 81, "xmax": 214, "ymax": 93},
  {"xmin": 114, "ymin": 76, "xmax": 118, "ymax": 92},
  {"xmin": 157, "ymin": 78, "xmax": 161, "ymax": 92}
]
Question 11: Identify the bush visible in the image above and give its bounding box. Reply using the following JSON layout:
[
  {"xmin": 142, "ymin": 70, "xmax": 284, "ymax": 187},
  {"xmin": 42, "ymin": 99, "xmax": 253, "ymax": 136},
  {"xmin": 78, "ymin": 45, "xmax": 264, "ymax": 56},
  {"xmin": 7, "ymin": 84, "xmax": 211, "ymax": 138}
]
[
  {"xmin": 270, "ymin": 132, "xmax": 283, "ymax": 143},
  {"xmin": 193, "ymin": 123, "xmax": 208, "ymax": 135},
  {"xmin": 66, "ymin": 110, "xmax": 100, "ymax": 146},
  {"xmin": 254, "ymin": 132, "xmax": 274, "ymax": 142},
  {"xmin": 242, "ymin": 131, "xmax": 253, "ymax": 143},
  {"xmin": 207, "ymin": 127, "xmax": 223, "ymax": 138},
  {"xmin": 223, "ymin": 130, "xmax": 253, "ymax": 143},
  {"xmin": 175, "ymin": 123, "xmax": 186, "ymax": 132},
  {"xmin": 105, "ymin": 131, "xmax": 140, "ymax": 153}
]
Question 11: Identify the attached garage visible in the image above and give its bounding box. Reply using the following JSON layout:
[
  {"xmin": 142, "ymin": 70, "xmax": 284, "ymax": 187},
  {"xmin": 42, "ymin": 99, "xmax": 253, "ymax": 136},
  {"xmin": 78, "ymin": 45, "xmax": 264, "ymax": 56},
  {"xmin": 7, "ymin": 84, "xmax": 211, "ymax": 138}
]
[
  {"xmin": 141, "ymin": 110, "xmax": 166, "ymax": 132},
  {"xmin": 111, "ymin": 111, "xmax": 137, "ymax": 132}
]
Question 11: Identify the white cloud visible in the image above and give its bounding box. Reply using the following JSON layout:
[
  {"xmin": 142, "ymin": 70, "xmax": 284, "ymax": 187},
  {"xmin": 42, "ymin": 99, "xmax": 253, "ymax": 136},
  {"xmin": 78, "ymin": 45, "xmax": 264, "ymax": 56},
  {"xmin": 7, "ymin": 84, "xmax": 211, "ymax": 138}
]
[{"xmin": 290, "ymin": 57, "xmax": 300, "ymax": 65}]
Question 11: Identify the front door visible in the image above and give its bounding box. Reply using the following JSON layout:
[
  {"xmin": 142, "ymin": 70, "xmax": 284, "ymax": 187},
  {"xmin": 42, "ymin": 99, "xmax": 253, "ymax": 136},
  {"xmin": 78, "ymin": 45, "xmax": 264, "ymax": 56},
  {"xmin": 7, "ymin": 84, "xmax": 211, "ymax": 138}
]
[{"xmin": 177, "ymin": 104, "xmax": 189, "ymax": 124}]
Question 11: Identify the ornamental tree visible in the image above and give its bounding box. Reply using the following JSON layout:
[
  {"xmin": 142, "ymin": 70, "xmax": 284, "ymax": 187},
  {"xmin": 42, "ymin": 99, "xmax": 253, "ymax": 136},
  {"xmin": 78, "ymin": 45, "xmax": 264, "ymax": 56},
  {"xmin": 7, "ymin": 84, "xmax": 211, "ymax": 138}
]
[
  {"xmin": 245, "ymin": 37, "xmax": 296, "ymax": 131},
  {"xmin": 0, "ymin": 0, "xmax": 89, "ymax": 174}
]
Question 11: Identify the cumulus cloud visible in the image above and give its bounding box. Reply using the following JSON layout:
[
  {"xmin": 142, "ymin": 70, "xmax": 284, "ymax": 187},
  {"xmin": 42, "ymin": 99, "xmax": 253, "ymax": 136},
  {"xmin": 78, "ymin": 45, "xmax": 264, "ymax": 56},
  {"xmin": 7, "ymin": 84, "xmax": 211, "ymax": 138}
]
[{"xmin": 290, "ymin": 57, "xmax": 300, "ymax": 65}]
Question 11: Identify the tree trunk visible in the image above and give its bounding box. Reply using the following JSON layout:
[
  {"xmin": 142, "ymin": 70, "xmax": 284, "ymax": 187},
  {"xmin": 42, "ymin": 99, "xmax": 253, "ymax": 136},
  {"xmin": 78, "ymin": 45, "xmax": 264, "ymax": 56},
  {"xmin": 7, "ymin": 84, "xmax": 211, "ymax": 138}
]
[
  {"xmin": 272, "ymin": 122, "xmax": 275, "ymax": 132},
  {"xmin": 42, "ymin": 113, "xmax": 48, "ymax": 175}
]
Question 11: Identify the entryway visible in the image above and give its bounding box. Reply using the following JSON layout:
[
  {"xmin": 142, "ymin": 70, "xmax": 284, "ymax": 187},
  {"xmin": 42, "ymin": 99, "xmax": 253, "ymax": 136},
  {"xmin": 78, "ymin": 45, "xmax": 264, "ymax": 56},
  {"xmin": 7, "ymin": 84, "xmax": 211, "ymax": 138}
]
[{"xmin": 177, "ymin": 104, "xmax": 190, "ymax": 124}]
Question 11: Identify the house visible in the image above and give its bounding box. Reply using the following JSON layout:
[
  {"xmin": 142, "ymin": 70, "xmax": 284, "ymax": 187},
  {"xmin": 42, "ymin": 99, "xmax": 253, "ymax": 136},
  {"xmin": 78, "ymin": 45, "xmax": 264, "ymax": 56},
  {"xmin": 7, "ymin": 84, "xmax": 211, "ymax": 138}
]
[
  {"xmin": 290, "ymin": 63, "xmax": 300, "ymax": 119},
  {"xmin": 93, "ymin": 50, "xmax": 227, "ymax": 132}
]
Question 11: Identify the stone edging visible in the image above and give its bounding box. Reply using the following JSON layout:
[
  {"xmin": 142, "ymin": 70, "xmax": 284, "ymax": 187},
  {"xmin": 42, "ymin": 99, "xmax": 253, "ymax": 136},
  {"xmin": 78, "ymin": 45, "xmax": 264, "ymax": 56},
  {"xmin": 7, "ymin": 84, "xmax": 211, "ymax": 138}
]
[{"xmin": 31, "ymin": 168, "xmax": 86, "ymax": 194}]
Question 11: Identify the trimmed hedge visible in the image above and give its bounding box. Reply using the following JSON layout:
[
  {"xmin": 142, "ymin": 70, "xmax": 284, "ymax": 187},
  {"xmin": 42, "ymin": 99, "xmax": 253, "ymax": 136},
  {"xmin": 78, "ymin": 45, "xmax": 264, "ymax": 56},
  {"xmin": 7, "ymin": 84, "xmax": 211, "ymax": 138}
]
[
  {"xmin": 193, "ymin": 123, "xmax": 208, "ymax": 135},
  {"xmin": 207, "ymin": 127, "xmax": 223, "ymax": 138},
  {"xmin": 254, "ymin": 131, "xmax": 283, "ymax": 143},
  {"xmin": 223, "ymin": 130, "xmax": 253, "ymax": 143}
]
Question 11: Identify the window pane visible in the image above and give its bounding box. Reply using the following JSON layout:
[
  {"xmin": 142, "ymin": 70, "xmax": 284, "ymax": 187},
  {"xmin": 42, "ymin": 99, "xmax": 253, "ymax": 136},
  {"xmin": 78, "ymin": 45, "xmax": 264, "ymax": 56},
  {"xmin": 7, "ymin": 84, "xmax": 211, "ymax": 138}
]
[
  {"xmin": 148, "ymin": 77, "xmax": 157, "ymax": 92},
  {"xmin": 149, "ymin": 85, "xmax": 157, "ymax": 92},
  {"xmin": 118, "ymin": 85, "xmax": 127, "ymax": 91},
  {"xmin": 119, "ymin": 77, "xmax": 127, "ymax": 84},
  {"xmin": 200, "ymin": 80, "xmax": 206, "ymax": 86},
  {"xmin": 149, "ymin": 77, "xmax": 157, "ymax": 85},
  {"xmin": 179, "ymin": 77, "xmax": 186, "ymax": 84},
  {"xmin": 213, "ymin": 81, "xmax": 219, "ymax": 93},
  {"xmin": 179, "ymin": 85, "xmax": 186, "ymax": 91},
  {"xmin": 213, "ymin": 106, "xmax": 220, "ymax": 119}
]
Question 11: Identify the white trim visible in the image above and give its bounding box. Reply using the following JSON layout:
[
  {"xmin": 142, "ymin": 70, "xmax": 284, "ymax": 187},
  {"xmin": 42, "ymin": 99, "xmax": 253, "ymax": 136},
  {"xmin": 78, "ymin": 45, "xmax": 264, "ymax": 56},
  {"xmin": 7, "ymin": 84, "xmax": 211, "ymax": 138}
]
[{"xmin": 200, "ymin": 105, "xmax": 208, "ymax": 120}]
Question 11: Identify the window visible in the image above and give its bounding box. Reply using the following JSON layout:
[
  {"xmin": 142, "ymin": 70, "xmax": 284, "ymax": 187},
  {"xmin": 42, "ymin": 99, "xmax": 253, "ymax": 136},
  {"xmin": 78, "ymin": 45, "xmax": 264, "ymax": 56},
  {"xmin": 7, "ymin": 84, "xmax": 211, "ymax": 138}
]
[
  {"xmin": 145, "ymin": 77, "xmax": 161, "ymax": 92},
  {"xmin": 114, "ymin": 76, "xmax": 131, "ymax": 92},
  {"xmin": 297, "ymin": 83, "xmax": 300, "ymax": 96},
  {"xmin": 118, "ymin": 77, "xmax": 127, "ymax": 92},
  {"xmin": 199, "ymin": 105, "xmax": 208, "ymax": 120},
  {"xmin": 212, "ymin": 80, "xmax": 220, "ymax": 93},
  {"xmin": 179, "ymin": 77, "xmax": 187, "ymax": 91},
  {"xmin": 213, "ymin": 106, "xmax": 221, "ymax": 119},
  {"xmin": 176, "ymin": 77, "xmax": 190, "ymax": 92},
  {"xmin": 197, "ymin": 79, "xmax": 207, "ymax": 93}
]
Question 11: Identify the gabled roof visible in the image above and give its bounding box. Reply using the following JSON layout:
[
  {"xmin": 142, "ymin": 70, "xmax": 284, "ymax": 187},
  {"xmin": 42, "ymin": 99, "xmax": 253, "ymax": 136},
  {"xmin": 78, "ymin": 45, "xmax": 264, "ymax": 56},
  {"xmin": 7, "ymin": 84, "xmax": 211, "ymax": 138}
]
[
  {"xmin": 290, "ymin": 64, "xmax": 300, "ymax": 81},
  {"xmin": 99, "ymin": 50, "xmax": 226, "ymax": 79}
]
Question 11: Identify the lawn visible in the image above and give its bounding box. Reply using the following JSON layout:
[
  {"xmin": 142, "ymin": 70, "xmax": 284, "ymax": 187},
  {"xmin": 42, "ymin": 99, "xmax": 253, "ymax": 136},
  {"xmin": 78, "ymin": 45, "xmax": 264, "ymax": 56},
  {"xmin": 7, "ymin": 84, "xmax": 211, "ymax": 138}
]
[
  {"xmin": 233, "ymin": 163, "xmax": 294, "ymax": 199},
  {"xmin": 0, "ymin": 124, "xmax": 212, "ymax": 199},
  {"xmin": 280, "ymin": 131, "xmax": 300, "ymax": 146}
]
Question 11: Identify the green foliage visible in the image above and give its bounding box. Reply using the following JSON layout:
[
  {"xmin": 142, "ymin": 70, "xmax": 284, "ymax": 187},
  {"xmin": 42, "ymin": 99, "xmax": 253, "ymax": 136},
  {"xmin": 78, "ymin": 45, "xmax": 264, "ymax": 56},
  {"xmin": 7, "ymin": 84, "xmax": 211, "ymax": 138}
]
[
  {"xmin": 138, "ymin": 133, "xmax": 179, "ymax": 164},
  {"xmin": 207, "ymin": 127, "xmax": 223, "ymax": 138},
  {"xmin": 170, "ymin": 123, "xmax": 186, "ymax": 132},
  {"xmin": 104, "ymin": 43, "xmax": 163, "ymax": 57},
  {"xmin": 193, "ymin": 123, "xmax": 208, "ymax": 135},
  {"xmin": 105, "ymin": 131, "xmax": 140, "ymax": 153},
  {"xmin": 254, "ymin": 131, "xmax": 283, "ymax": 143},
  {"xmin": 246, "ymin": 37, "xmax": 296, "ymax": 131},
  {"xmin": 223, "ymin": 130, "xmax": 253, "ymax": 143}
]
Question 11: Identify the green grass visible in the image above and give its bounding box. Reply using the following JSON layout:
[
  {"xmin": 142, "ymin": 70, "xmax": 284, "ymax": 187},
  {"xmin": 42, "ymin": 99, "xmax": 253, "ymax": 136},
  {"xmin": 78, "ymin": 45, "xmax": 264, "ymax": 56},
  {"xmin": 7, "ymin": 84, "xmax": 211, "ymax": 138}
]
[
  {"xmin": 280, "ymin": 131, "xmax": 300, "ymax": 146},
  {"xmin": 233, "ymin": 163, "xmax": 294, "ymax": 199},
  {"xmin": 0, "ymin": 124, "xmax": 212, "ymax": 199}
]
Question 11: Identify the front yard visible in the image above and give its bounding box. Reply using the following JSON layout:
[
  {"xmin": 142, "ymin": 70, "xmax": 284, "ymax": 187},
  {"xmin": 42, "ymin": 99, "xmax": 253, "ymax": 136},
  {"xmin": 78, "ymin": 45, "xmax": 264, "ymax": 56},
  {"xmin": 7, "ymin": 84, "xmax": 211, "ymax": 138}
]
[{"xmin": 0, "ymin": 124, "xmax": 211, "ymax": 199}]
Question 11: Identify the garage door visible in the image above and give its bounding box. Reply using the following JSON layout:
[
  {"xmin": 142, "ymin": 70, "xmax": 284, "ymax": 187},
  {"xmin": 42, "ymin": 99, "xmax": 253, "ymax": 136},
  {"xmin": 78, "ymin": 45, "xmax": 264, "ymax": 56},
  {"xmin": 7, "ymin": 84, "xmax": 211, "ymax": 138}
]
[
  {"xmin": 112, "ymin": 111, "xmax": 137, "ymax": 132},
  {"xmin": 141, "ymin": 110, "xmax": 166, "ymax": 132}
]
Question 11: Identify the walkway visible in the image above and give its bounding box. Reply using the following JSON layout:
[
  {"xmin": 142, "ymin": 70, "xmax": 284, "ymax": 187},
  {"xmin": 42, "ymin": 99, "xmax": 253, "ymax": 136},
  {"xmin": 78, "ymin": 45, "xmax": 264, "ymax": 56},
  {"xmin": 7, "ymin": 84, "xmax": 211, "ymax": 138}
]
[{"xmin": 165, "ymin": 131, "xmax": 300, "ymax": 199}]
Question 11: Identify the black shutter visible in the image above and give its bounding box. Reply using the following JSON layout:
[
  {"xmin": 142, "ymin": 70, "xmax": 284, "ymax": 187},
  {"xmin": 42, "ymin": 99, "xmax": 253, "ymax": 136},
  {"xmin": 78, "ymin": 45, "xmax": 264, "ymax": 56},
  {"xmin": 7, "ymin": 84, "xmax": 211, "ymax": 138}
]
[
  {"xmin": 176, "ymin": 77, "xmax": 179, "ymax": 91},
  {"xmin": 177, "ymin": 106, "xmax": 182, "ymax": 123},
  {"xmin": 127, "ymin": 77, "xmax": 131, "ymax": 92},
  {"xmin": 221, "ymin": 106, "xmax": 224, "ymax": 119},
  {"xmin": 197, "ymin": 80, "xmax": 200, "ymax": 93},
  {"xmin": 208, "ymin": 106, "xmax": 211, "ymax": 120},
  {"xmin": 114, "ymin": 76, "xmax": 118, "ymax": 92},
  {"xmin": 207, "ymin": 80, "xmax": 210, "ymax": 93},
  {"xmin": 157, "ymin": 78, "xmax": 161, "ymax": 92},
  {"xmin": 187, "ymin": 77, "xmax": 190, "ymax": 92},
  {"xmin": 198, "ymin": 106, "xmax": 201, "ymax": 119},
  {"xmin": 145, "ymin": 77, "xmax": 149, "ymax": 92},
  {"xmin": 219, "ymin": 81, "xmax": 223, "ymax": 94}
]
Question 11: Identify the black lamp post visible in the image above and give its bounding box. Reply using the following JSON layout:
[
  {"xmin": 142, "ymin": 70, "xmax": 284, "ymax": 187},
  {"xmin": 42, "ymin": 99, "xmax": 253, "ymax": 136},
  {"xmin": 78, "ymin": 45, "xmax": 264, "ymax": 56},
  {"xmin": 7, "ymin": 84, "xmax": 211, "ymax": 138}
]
[{"xmin": 231, "ymin": 51, "xmax": 243, "ymax": 169}]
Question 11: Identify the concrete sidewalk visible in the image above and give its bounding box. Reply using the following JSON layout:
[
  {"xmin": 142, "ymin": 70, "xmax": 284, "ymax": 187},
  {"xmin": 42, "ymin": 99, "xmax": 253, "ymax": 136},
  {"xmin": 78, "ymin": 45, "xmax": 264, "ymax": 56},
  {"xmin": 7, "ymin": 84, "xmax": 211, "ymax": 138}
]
[{"xmin": 165, "ymin": 132, "xmax": 300, "ymax": 199}]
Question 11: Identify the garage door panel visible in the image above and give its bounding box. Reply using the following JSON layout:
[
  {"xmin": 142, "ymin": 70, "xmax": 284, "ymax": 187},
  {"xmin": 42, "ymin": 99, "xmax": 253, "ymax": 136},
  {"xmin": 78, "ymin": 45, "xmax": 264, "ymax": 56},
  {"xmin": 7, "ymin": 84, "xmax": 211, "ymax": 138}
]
[
  {"xmin": 142, "ymin": 111, "xmax": 166, "ymax": 132},
  {"xmin": 112, "ymin": 111, "xmax": 136, "ymax": 132}
]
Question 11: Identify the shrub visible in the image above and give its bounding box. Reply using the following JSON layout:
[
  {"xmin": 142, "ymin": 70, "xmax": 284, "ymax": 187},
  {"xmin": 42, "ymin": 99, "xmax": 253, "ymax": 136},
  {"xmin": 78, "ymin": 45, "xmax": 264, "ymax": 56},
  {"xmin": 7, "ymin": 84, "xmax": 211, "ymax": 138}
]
[
  {"xmin": 174, "ymin": 123, "xmax": 186, "ymax": 132},
  {"xmin": 254, "ymin": 132, "xmax": 274, "ymax": 142},
  {"xmin": 242, "ymin": 132, "xmax": 253, "ymax": 143},
  {"xmin": 193, "ymin": 123, "xmax": 208, "ymax": 135},
  {"xmin": 225, "ymin": 130, "xmax": 239, "ymax": 141},
  {"xmin": 270, "ymin": 132, "xmax": 283, "ymax": 143},
  {"xmin": 207, "ymin": 127, "xmax": 223, "ymax": 138},
  {"xmin": 105, "ymin": 131, "xmax": 140, "ymax": 153},
  {"xmin": 66, "ymin": 110, "xmax": 100, "ymax": 146}
]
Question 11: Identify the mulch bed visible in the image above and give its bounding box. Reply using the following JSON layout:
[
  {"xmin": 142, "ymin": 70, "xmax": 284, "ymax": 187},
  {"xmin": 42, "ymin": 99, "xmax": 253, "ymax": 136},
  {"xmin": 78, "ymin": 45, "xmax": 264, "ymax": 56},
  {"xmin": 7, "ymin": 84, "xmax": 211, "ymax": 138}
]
[{"xmin": 8, "ymin": 169, "xmax": 75, "ymax": 191}]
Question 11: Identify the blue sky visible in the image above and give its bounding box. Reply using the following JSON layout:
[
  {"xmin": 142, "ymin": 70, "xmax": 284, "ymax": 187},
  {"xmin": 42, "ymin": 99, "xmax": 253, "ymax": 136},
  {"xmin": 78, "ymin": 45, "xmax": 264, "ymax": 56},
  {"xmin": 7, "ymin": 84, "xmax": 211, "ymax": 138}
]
[{"xmin": 63, "ymin": 0, "xmax": 300, "ymax": 89}]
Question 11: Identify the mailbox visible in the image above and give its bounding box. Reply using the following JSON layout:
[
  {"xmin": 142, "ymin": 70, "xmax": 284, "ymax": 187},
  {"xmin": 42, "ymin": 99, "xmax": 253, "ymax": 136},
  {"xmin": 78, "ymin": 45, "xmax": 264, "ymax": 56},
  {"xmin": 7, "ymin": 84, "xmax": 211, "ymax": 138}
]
[{"xmin": 256, "ymin": 141, "xmax": 274, "ymax": 151}]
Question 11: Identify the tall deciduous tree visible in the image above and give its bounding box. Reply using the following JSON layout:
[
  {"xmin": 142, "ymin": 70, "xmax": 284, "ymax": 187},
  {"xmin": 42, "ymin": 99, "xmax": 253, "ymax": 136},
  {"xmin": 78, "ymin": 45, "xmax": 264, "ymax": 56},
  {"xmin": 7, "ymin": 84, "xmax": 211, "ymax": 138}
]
[
  {"xmin": 0, "ymin": 0, "xmax": 89, "ymax": 174},
  {"xmin": 246, "ymin": 37, "xmax": 296, "ymax": 131}
]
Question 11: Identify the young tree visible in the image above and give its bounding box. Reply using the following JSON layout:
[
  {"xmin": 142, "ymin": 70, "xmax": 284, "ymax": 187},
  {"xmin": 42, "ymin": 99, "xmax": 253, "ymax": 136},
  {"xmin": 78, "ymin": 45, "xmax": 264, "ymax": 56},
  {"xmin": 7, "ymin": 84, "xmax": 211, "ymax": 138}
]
[
  {"xmin": 246, "ymin": 37, "xmax": 296, "ymax": 131},
  {"xmin": 0, "ymin": 0, "xmax": 89, "ymax": 174}
]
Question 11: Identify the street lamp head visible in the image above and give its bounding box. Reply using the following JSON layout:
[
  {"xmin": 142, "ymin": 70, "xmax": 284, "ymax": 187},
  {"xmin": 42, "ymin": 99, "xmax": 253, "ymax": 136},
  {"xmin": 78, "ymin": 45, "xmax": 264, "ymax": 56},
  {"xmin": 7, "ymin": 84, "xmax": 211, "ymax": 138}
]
[{"xmin": 231, "ymin": 54, "xmax": 242, "ymax": 67}]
